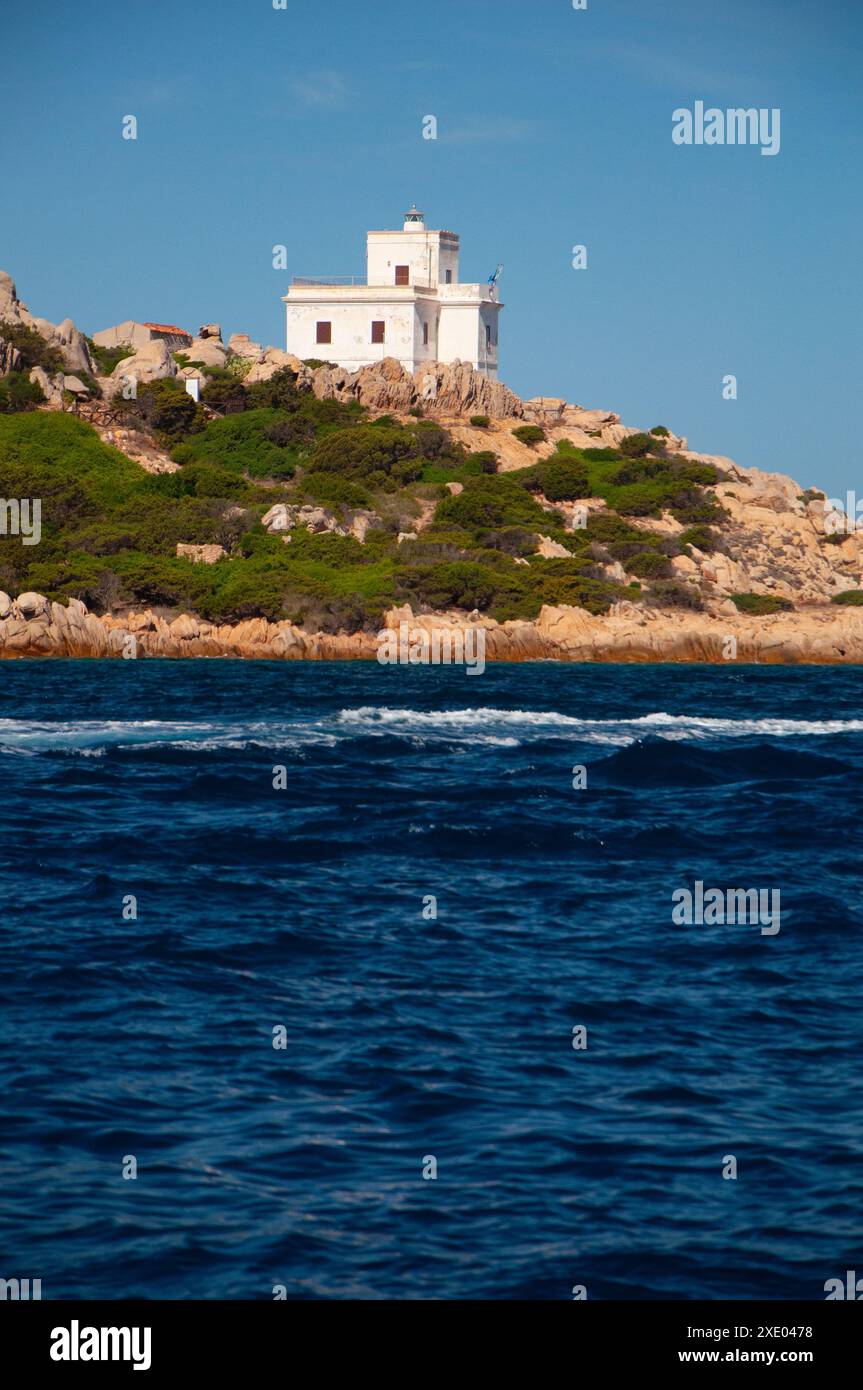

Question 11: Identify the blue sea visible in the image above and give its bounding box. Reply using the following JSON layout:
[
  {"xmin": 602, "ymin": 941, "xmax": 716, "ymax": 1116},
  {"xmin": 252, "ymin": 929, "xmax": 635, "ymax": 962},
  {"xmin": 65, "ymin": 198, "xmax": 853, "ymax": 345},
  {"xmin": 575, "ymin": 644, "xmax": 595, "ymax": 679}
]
[{"xmin": 1, "ymin": 659, "xmax": 861, "ymax": 1300}]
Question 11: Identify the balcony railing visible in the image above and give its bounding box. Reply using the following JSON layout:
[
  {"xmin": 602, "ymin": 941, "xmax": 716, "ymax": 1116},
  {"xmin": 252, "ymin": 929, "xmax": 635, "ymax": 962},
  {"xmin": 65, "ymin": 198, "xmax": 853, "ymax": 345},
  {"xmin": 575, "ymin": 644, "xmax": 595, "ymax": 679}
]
[
  {"xmin": 292, "ymin": 275, "xmax": 365, "ymax": 286},
  {"xmin": 291, "ymin": 275, "xmax": 437, "ymax": 290}
]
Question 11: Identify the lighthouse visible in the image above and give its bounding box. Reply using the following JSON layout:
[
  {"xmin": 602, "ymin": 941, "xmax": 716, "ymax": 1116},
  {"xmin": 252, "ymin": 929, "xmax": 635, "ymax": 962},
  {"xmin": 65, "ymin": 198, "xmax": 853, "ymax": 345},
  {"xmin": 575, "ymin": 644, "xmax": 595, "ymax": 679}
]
[{"xmin": 284, "ymin": 207, "xmax": 502, "ymax": 378}]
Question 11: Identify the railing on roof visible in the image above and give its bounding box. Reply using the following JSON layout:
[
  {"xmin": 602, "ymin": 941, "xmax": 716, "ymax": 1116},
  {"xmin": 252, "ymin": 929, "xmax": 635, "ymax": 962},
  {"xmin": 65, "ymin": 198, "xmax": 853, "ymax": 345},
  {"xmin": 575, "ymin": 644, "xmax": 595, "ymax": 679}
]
[
  {"xmin": 292, "ymin": 275, "xmax": 366, "ymax": 286},
  {"xmin": 291, "ymin": 276, "xmax": 437, "ymax": 289}
]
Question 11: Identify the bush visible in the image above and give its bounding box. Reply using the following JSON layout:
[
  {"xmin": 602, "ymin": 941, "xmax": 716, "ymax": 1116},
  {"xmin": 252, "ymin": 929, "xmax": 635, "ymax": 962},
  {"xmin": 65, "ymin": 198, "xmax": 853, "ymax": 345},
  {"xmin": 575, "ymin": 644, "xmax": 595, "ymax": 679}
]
[
  {"xmin": 524, "ymin": 457, "xmax": 590, "ymax": 501},
  {"xmin": 470, "ymin": 415, "xmax": 490, "ymax": 428},
  {"xmin": 619, "ymin": 432, "xmax": 657, "ymax": 458},
  {"xmin": 171, "ymin": 409, "xmax": 295, "ymax": 479},
  {"xmin": 679, "ymin": 524, "xmax": 718, "ymax": 553},
  {"xmin": 114, "ymin": 377, "xmax": 200, "ymax": 443},
  {"xmin": 647, "ymin": 580, "xmax": 704, "ymax": 610},
  {"xmin": 0, "ymin": 373, "xmax": 45, "ymax": 413},
  {"xmin": 581, "ymin": 447, "xmax": 622, "ymax": 462},
  {"xmin": 200, "ymin": 376, "xmax": 248, "ymax": 414},
  {"xmin": 245, "ymin": 367, "xmax": 300, "ymax": 411},
  {"xmin": 650, "ymin": 425, "xmax": 670, "ymax": 438},
  {"xmin": 309, "ymin": 425, "xmax": 421, "ymax": 487},
  {"xmin": 412, "ymin": 425, "xmax": 448, "ymax": 459},
  {"xmin": 434, "ymin": 474, "xmax": 552, "ymax": 533},
  {"xmin": 730, "ymin": 592, "xmax": 793, "ymax": 615},
  {"xmin": 627, "ymin": 550, "xmax": 672, "ymax": 579},
  {"xmin": 830, "ymin": 590, "xmax": 863, "ymax": 606},
  {"xmin": 466, "ymin": 450, "xmax": 498, "ymax": 475},
  {"xmin": 512, "ymin": 424, "xmax": 545, "ymax": 446},
  {"xmin": 263, "ymin": 416, "xmax": 316, "ymax": 450},
  {"xmin": 300, "ymin": 472, "xmax": 372, "ymax": 508}
]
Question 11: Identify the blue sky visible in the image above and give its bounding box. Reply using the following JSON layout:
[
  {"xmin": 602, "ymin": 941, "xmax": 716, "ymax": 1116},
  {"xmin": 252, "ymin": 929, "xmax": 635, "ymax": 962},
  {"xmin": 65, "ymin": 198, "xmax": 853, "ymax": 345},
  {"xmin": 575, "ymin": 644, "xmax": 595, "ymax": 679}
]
[{"xmin": 2, "ymin": 0, "xmax": 861, "ymax": 494}]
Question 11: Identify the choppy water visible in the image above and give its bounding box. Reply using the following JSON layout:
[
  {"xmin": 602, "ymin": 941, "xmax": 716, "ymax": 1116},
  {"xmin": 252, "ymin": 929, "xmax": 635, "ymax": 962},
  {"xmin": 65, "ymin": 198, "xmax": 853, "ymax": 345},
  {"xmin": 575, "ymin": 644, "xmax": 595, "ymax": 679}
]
[{"xmin": 1, "ymin": 659, "xmax": 861, "ymax": 1299}]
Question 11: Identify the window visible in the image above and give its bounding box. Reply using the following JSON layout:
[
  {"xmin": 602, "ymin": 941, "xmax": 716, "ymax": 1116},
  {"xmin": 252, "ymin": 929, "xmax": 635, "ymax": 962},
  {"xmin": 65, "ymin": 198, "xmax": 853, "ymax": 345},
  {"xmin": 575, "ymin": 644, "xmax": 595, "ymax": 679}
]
[
  {"xmin": 485, "ymin": 325, "xmax": 492, "ymax": 348},
  {"xmin": 445, "ymin": 269, "xmax": 452, "ymax": 284},
  {"xmin": 395, "ymin": 265, "xmax": 410, "ymax": 286},
  {"xmin": 423, "ymin": 321, "xmax": 429, "ymax": 346},
  {"xmin": 316, "ymin": 321, "xmax": 332, "ymax": 344},
  {"xmin": 371, "ymin": 321, "xmax": 385, "ymax": 344}
]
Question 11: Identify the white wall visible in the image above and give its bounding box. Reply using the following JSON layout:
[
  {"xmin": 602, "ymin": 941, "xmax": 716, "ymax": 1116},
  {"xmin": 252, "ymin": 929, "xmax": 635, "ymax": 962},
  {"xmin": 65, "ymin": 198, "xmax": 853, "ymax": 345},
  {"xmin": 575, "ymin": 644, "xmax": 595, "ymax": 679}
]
[
  {"xmin": 286, "ymin": 298, "xmax": 416, "ymax": 370},
  {"xmin": 367, "ymin": 231, "xmax": 460, "ymax": 289}
]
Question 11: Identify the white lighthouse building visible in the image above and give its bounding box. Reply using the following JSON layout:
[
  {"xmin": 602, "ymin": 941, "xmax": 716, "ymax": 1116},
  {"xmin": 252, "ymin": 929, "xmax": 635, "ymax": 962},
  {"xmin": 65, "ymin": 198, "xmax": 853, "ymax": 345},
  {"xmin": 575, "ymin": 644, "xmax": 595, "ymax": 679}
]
[{"xmin": 283, "ymin": 207, "xmax": 502, "ymax": 378}]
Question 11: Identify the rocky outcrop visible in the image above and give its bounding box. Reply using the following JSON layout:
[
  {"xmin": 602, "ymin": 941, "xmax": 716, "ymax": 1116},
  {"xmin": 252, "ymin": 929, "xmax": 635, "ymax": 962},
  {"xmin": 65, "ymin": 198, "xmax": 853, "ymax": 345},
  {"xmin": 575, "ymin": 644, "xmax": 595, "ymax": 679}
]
[
  {"xmin": 0, "ymin": 270, "xmax": 95, "ymax": 377},
  {"xmin": 182, "ymin": 334, "xmax": 227, "ymax": 369},
  {"xmin": 298, "ymin": 356, "xmax": 522, "ymax": 420},
  {"xmin": 3, "ymin": 593, "xmax": 863, "ymax": 664},
  {"xmin": 243, "ymin": 348, "xmax": 304, "ymax": 384},
  {"xmin": 227, "ymin": 333, "xmax": 264, "ymax": 360},
  {"xmin": 0, "ymin": 332, "xmax": 21, "ymax": 374},
  {"xmin": 110, "ymin": 338, "xmax": 176, "ymax": 385},
  {"xmin": 28, "ymin": 366, "xmax": 66, "ymax": 407},
  {"xmin": 261, "ymin": 502, "xmax": 377, "ymax": 543},
  {"xmin": 176, "ymin": 543, "xmax": 227, "ymax": 564}
]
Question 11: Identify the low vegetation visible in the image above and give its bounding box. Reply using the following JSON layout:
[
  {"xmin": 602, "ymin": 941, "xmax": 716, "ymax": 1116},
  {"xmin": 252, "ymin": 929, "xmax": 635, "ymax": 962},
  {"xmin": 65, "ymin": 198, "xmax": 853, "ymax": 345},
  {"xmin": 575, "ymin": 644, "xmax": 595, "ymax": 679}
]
[
  {"xmin": 730, "ymin": 592, "xmax": 793, "ymax": 615},
  {"xmin": 0, "ymin": 366, "xmax": 740, "ymax": 632}
]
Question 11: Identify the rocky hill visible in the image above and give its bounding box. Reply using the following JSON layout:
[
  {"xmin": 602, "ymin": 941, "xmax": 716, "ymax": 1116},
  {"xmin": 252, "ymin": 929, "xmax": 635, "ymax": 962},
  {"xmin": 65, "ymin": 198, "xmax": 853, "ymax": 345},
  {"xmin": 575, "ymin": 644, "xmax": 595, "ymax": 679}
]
[{"xmin": 1, "ymin": 269, "xmax": 861, "ymax": 662}]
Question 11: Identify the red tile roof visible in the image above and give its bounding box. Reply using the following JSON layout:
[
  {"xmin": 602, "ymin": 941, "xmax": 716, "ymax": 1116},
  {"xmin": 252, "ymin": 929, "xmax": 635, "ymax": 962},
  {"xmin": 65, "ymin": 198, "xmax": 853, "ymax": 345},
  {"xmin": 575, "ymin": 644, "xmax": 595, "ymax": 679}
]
[{"xmin": 144, "ymin": 322, "xmax": 192, "ymax": 337}]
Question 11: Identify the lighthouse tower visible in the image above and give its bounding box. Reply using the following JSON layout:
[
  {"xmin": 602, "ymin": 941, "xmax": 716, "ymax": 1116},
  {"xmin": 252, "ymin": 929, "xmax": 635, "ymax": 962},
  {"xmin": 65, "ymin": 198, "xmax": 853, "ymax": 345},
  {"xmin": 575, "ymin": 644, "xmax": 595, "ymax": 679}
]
[{"xmin": 284, "ymin": 206, "xmax": 502, "ymax": 377}]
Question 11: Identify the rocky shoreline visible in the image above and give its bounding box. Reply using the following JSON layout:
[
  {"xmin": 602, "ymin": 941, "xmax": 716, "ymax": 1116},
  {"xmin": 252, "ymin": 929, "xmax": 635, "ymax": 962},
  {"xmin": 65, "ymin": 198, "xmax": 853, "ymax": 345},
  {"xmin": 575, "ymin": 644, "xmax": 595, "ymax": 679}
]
[{"xmin": 2, "ymin": 593, "xmax": 862, "ymax": 664}]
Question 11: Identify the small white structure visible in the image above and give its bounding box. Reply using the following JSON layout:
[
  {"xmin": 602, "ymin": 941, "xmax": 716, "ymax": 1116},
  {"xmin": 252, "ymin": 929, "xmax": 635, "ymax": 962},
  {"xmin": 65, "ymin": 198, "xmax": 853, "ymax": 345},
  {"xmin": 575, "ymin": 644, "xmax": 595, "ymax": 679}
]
[{"xmin": 283, "ymin": 207, "xmax": 503, "ymax": 378}]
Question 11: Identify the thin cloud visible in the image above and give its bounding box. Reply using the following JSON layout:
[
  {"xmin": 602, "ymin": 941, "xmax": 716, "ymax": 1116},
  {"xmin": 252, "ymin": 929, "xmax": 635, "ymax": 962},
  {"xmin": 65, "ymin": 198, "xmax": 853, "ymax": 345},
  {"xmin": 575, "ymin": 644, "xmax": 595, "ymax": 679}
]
[{"xmin": 290, "ymin": 69, "xmax": 348, "ymax": 108}]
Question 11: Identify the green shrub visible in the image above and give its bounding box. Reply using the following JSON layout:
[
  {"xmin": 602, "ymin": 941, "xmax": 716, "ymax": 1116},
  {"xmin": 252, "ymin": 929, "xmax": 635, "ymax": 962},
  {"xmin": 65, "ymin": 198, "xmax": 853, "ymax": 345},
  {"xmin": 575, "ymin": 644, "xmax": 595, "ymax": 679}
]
[
  {"xmin": 647, "ymin": 580, "xmax": 703, "ymax": 610},
  {"xmin": 650, "ymin": 425, "xmax": 670, "ymax": 438},
  {"xmin": 679, "ymin": 524, "xmax": 718, "ymax": 552},
  {"xmin": 200, "ymin": 376, "xmax": 248, "ymax": 414},
  {"xmin": 581, "ymin": 447, "xmax": 622, "ymax": 462},
  {"xmin": 512, "ymin": 424, "xmax": 545, "ymax": 446},
  {"xmin": 523, "ymin": 457, "xmax": 590, "ymax": 501},
  {"xmin": 300, "ymin": 472, "xmax": 372, "ymax": 508},
  {"xmin": 263, "ymin": 416, "xmax": 316, "ymax": 450},
  {"xmin": 434, "ymin": 474, "xmax": 552, "ymax": 533},
  {"xmin": 245, "ymin": 367, "xmax": 301, "ymax": 411},
  {"xmin": 830, "ymin": 590, "xmax": 863, "ymax": 606},
  {"xmin": 619, "ymin": 432, "xmax": 656, "ymax": 458},
  {"xmin": 114, "ymin": 377, "xmax": 200, "ymax": 444},
  {"xmin": 412, "ymin": 425, "xmax": 448, "ymax": 459},
  {"xmin": 627, "ymin": 550, "xmax": 672, "ymax": 579},
  {"xmin": 171, "ymin": 409, "xmax": 295, "ymax": 479},
  {"xmin": 309, "ymin": 425, "xmax": 421, "ymax": 487},
  {"xmin": 465, "ymin": 450, "xmax": 498, "ymax": 475},
  {"xmin": 225, "ymin": 354, "xmax": 253, "ymax": 380},
  {"xmin": 730, "ymin": 592, "xmax": 793, "ymax": 615},
  {"xmin": 0, "ymin": 373, "xmax": 45, "ymax": 413},
  {"xmin": 469, "ymin": 415, "xmax": 490, "ymax": 428}
]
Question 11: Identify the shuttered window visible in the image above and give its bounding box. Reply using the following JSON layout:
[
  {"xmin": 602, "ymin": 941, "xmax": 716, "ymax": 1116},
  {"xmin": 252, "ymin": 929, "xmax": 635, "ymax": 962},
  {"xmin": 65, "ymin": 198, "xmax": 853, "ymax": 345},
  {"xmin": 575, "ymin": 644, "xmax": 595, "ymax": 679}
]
[
  {"xmin": 316, "ymin": 322, "xmax": 332, "ymax": 344},
  {"xmin": 371, "ymin": 321, "xmax": 385, "ymax": 343},
  {"xmin": 395, "ymin": 265, "xmax": 410, "ymax": 286},
  {"xmin": 423, "ymin": 322, "xmax": 429, "ymax": 346}
]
